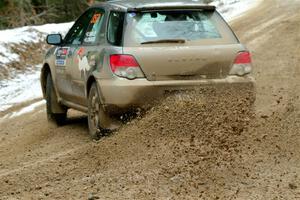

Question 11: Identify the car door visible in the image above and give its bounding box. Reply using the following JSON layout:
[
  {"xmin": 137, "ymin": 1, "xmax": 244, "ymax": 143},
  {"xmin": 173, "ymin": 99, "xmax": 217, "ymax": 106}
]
[
  {"xmin": 55, "ymin": 9, "xmax": 94, "ymax": 102},
  {"xmin": 68, "ymin": 8, "xmax": 106, "ymax": 106}
]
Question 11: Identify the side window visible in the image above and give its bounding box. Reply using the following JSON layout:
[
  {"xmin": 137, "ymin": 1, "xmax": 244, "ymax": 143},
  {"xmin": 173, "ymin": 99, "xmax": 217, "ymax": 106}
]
[
  {"xmin": 64, "ymin": 10, "xmax": 94, "ymax": 45},
  {"xmin": 83, "ymin": 9, "xmax": 105, "ymax": 45},
  {"xmin": 107, "ymin": 11, "xmax": 125, "ymax": 46}
]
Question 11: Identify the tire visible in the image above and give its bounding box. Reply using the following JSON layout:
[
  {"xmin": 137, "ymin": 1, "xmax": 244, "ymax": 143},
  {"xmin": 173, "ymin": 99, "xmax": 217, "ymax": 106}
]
[
  {"xmin": 46, "ymin": 74, "xmax": 67, "ymax": 126},
  {"xmin": 88, "ymin": 83, "xmax": 104, "ymax": 140}
]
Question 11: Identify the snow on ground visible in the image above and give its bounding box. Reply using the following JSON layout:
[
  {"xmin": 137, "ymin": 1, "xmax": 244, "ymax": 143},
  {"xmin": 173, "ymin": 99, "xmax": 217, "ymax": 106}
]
[
  {"xmin": 1, "ymin": 100, "xmax": 45, "ymax": 121},
  {"xmin": 0, "ymin": 22, "xmax": 73, "ymax": 65},
  {"xmin": 0, "ymin": 0, "xmax": 259, "ymax": 118},
  {"xmin": 0, "ymin": 23, "xmax": 73, "ymax": 116},
  {"xmin": 0, "ymin": 65, "xmax": 43, "ymax": 112},
  {"xmin": 212, "ymin": 0, "xmax": 260, "ymax": 21}
]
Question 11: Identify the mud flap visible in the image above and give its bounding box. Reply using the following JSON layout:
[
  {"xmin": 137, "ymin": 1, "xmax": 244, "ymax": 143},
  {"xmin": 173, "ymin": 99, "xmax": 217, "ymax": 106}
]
[
  {"xmin": 96, "ymin": 84, "xmax": 121, "ymax": 131},
  {"xmin": 47, "ymin": 74, "xmax": 66, "ymax": 114},
  {"xmin": 99, "ymin": 108, "xmax": 121, "ymax": 131}
]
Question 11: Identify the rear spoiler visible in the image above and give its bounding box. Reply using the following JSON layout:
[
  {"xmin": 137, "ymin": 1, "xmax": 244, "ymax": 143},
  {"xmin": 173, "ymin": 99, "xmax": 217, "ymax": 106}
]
[{"xmin": 127, "ymin": 5, "xmax": 216, "ymax": 12}]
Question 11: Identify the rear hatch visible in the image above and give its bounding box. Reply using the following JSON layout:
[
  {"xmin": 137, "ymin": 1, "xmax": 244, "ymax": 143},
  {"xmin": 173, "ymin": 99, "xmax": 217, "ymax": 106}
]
[{"xmin": 122, "ymin": 7, "xmax": 245, "ymax": 81}]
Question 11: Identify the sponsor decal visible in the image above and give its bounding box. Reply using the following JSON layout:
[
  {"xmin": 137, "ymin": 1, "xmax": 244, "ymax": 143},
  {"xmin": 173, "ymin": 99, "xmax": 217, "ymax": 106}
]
[
  {"xmin": 88, "ymin": 55, "xmax": 96, "ymax": 67},
  {"xmin": 74, "ymin": 47, "xmax": 91, "ymax": 78},
  {"xmin": 55, "ymin": 59, "xmax": 66, "ymax": 66},
  {"xmin": 56, "ymin": 47, "xmax": 69, "ymax": 58},
  {"xmin": 55, "ymin": 47, "xmax": 69, "ymax": 66},
  {"xmin": 78, "ymin": 55, "xmax": 91, "ymax": 75},
  {"xmin": 77, "ymin": 47, "xmax": 85, "ymax": 57}
]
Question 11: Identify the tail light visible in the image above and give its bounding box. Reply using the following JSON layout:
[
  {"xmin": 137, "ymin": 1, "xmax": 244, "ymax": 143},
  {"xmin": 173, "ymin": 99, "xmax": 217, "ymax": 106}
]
[
  {"xmin": 230, "ymin": 51, "xmax": 252, "ymax": 76},
  {"xmin": 110, "ymin": 54, "xmax": 145, "ymax": 79}
]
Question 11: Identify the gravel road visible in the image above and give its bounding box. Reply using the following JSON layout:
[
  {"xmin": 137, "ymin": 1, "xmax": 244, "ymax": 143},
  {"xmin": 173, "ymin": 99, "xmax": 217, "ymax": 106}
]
[{"xmin": 0, "ymin": 0, "xmax": 300, "ymax": 199}]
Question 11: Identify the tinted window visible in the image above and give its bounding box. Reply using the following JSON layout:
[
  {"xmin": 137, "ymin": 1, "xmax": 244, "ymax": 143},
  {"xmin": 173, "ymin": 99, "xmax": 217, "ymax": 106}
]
[
  {"xmin": 107, "ymin": 12, "xmax": 125, "ymax": 46},
  {"xmin": 64, "ymin": 10, "xmax": 94, "ymax": 45},
  {"xmin": 125, "ymin": 10, "xmax": 222, "ymax": 44},
  {"xmin": 83, "ymin": 10, "xmax": 105, "ymax": 44}
]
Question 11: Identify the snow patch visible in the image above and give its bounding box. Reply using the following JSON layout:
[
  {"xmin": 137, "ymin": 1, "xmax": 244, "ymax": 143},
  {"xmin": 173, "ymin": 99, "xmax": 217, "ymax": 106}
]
[
  {"xmin": 0, "ymin": 22, "xmax": 73, "ymax": 66},
  {"xmin": 0, "ymin": 65, "xmax": 43, "ymax": 112},
  {"xmin": 9, "ymin": 100, "xmax": 45, "ymax": 119},
  {"xmin": 33, "ymin": 22, "xmax": 74, "ymax": 34},
  {"xmin": 212, "ymin": 0, "xmax": 260, "ymax": 21}
]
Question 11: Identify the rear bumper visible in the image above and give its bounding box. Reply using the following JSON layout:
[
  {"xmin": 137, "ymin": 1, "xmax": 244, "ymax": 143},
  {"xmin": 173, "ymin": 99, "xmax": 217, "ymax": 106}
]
[{"xmin": 97, "ymin": 75, "xmax": 255, "ymax": 111}]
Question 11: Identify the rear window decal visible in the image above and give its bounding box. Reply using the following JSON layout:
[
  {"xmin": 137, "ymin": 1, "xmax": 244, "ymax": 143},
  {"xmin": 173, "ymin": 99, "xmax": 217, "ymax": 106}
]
[
  {"xmin": 90, "ymin": 13, "xmax": 101, "ymax": 24},
  {"xmin": 84, "ymin": 31, "xmax": 97, "ymax": 43}
]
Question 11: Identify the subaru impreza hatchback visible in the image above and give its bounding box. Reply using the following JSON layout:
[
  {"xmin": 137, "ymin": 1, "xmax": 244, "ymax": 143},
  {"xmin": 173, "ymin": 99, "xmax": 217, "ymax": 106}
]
[{"xmin": 41, "ymin": 0, "xmax": 254, "ymax": 139}]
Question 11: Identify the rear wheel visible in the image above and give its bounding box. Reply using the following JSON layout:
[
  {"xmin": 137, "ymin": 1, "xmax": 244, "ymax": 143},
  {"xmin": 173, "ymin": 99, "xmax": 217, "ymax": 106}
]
[
  {"xmin": 88, "ymin": 83, "xmax": 104, "ymax": 140},
  {"xmin": 46, "ymin": 74, "xmax": 67, "ymax": 126}
]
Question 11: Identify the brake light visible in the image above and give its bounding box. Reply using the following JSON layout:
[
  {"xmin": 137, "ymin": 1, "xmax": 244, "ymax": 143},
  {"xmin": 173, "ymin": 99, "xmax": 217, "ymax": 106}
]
[
  {"xmin": 109, "ymin": 55, "xmax": 144, "ymax": 79},
  {"xmin": 230, "ymin": 51, "xmax": 252, "ymax": 76},
  {"xmin": 234, "ymin": 51, "xmax": 252, "ymax": 64},
  {"xmin": 110, "ymin": 55, "xmax": 139, "ymax": 72}
]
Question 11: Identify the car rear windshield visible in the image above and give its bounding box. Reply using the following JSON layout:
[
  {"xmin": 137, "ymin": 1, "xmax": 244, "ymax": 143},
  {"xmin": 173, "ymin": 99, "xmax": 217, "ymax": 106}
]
[{"xmin": 124, "ymin": 10, "xmax": 238, "ymax": 46}]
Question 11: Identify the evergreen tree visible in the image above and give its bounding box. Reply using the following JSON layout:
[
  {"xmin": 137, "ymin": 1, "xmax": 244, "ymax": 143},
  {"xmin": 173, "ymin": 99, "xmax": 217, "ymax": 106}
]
[{"xmin": 0, "ymin": 0, "xmax": 102, "ymax": 29}]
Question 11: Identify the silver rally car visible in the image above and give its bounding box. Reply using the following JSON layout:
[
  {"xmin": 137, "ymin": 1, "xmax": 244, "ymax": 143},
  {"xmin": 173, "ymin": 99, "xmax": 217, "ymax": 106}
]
[{"xmin": 41, "ymin": 0, "xmax": 254, "ymax": 139}]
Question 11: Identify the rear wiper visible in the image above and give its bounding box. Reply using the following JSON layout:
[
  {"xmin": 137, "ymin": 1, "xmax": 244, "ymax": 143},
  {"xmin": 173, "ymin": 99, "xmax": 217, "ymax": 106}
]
[{"xmin": 141, "ymin": 39, "xmax": 186, "ymax": 44}]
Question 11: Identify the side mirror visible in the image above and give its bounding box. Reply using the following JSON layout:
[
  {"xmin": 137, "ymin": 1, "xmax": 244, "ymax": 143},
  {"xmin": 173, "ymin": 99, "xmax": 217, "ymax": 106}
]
[{"xmin": 46, "ymin": 34, "xmax": 62, "ymax": 45}]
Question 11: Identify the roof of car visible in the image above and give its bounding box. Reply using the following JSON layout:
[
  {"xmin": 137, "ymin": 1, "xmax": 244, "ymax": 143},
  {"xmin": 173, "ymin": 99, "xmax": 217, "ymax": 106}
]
[{"xmin": 92, "ymin": 0, "xmax": 215, "ymax": 12}]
